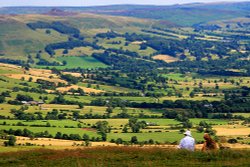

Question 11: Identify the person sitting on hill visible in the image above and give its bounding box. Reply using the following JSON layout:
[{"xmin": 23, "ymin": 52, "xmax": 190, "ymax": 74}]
[
  {"xmin": 201, "ymin": 133, "xmax": 218, "ymax": 151},
  {"xmin": 178, "ymin": 130, "xmax": 195, "ymax": 151}
]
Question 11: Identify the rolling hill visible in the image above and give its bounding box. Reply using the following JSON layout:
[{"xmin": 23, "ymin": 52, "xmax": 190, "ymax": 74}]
[
  {"xmin": 1, "ymin": 2, "xmax": 250, "ymax": 26},
  {"xmin": 0, "ymin": 2, "xmax": 249, "ymax": 75},
  {"xmin": 0, "ymin": 13, "xmax": 153, "ymax": 63}
]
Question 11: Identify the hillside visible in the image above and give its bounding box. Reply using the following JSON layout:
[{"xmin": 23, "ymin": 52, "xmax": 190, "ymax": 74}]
[
  {"xmin": 0, "ymin": 13, "xmax": 153, "ymax": 63},
  {"xmin": 0, "ymin": 10, "xmax": 249, "ymax": 76},
  {"xmin": 1, "ymin": 2, "xmax": 250, "ymax": 26}
]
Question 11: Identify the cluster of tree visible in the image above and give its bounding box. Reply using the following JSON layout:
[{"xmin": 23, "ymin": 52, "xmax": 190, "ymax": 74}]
[
  {"xmin": 36, "ymin": 79, "xmax": 57, "ymax": 90},
  {"xmin": 151, "ymin": 26, "xmax": 205, "ymax": 38},
  {"xmin": 10, "ymin": 106, "xmax": 68, "ymax": 120},
  {"xmin": 55, "ymin": 132, "xmax": 81, "ymax": 141},
  {"xmin": 16, "ymin": 94, "xmax": 33, "ymax": 101},
  {"xmin": 106, "ymin": 48, "xmax": 139, "ymax": 57},
  {"xmin": 92, "ymin": 121, "xmax": 111, "ymax": 141},
  {"xmin": 92, "ymin": 52, "xmax": 166, "ymax": 90},
  {"xmin": 210, "ymin": 113, "xmax": 246, "ymax": 120},
  {"xmin": 60, "ymin": 74, "xmax": 80, "ymax": 84},
  {"xmin": 110, "ymin": 136, "xmax": 162, "ymax": 145},
  {"xmin": 90, "ymin": 97, "xmax": 128, "ymax": 108},
  {"xmin": 68, "ymin": 88, "xmax": 85, "ymax": 96},
  {"xmin": 36, "ymin": 59, "xmax": 61, "ymax": 66},
  {"xmin": 27, "ymin": 21, "xmax": 80, "ymax": 35},
  {"xmin": 124, "ymin": 32, "xmax": 151, "ymax": 42},
  {"xmin": 142, "ymin": 29, "xmax": 177, "ymax": 38},
  {"xmin": 76, "ymin": 113, "xmax": 110, "ymax": 119},
  {"xmin": 196, "ymin": 121, "xmax": 211, "ymax": 132},
  {"xmin": 0, "ymin": 95, "xmax": 5, "ymax": 103},
  {"xmin": 0, "ymin": 58, "xmax": 26, "ymax": 66},
  {"xmin": 54, "ymin": 132, "xmax": 105, "ymax": 142},
  {"xmin": 168, "ymin": 54, "xmax": 250, "ymax": 76},
  {"xmin": 123, "ymin": 31, "xmax": 245, "ymax": 63},
  {"xmin": 45, "ymin": 40, "xmax": 100, "ymax": 56},
  {"xmin": 95, "ymin": 30, "xmax": 122, "ymax": 39},
  {"xmin": 10, "ymin": 85, "xmax": 47, "ymax": 94},
  {"xmin": 45, "ymin": 109, "xmax": 67, "ymax": 120},
  {"xmin": 50, "ymin": 94, "xmax": 84, "ymax": 108},
  {"xmin": 90, "ymin": 96, "xmax": 250, "ymax": 119},
  {"xmin": 107, "ymin": 41, "xmax": 122, "ymax": 45},
  {"xmin": 3, "ymin": 128, "xmax": 53, "ymax": 138},
  {"xmin": 92, "ymin": 91, "xmax": 142, "ymax": 97},
  {"xmin": 122, "ymin": 118, "xmax": 147, "ymax": 133},
  {"xmin": 193, "ymin": 24, "xmax": 222, "ymax": 31},
  {"xmin": 35, "ymin": 53, "xmax": 165, "ymax": 94},
  {"xmin": 2, "ymin": 128, "xmax": 104, "ymax": 142},
  {"xmin": 3, "ymin": 135, "xmax": 16, "ymax": 146}
]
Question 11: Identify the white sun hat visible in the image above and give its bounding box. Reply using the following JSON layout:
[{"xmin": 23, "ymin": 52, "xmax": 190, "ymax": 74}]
[{"xmin": 184, "ymin": 130, "xmax": 192, "ymax": 137}]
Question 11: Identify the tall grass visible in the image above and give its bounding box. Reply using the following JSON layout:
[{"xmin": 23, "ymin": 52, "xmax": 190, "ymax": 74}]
[{"xmin": 0, "ymin": 147, "xmax": 249, "ymax": 167}]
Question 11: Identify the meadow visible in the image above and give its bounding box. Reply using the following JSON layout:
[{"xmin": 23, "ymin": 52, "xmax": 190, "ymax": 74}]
[{"xmin": 36, "ymin": 56, "xmax": 108, "ymax": 69}]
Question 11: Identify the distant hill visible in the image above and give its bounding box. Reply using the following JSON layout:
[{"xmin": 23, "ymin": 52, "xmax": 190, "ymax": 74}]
[
  {"xmin": 0, "ymin": 12, "xmax": 154, "ymax": 62},
  {"xmin": 194, "ymin": 17, "xmax": 250, "ymax": 30},
  {"xmin": 1, "ymin": 2, "xmax": 250, "ymax": 26}
]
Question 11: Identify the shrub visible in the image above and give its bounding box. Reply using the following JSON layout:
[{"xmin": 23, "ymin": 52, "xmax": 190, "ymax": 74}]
[
  {"xmin": 4, "ymin": 135, "xmax": 16, "ymax": 146},
  {"xmin": 131, "ymin": 136, "xmax": 138, "ymax": 144},
  {"xmin": 228, "ymin": 138, "xmax": 238, "ymax": 144}
]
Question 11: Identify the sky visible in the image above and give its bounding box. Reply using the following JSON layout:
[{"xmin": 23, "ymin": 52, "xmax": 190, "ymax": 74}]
[{"xmin": 0, "ymin": 0, "xmax": 249, "ymax": 7}]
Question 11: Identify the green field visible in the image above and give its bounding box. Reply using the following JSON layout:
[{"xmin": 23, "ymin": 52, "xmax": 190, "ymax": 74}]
[
  {"xmin": 36, "ymin": 56, "xmax": 108, "ymax": 69},
  {"xmin": 78, "ymin": 82, "xmax": 137, "ymax": 93},
  {"xmin": 0, "ymin": 118, "xmax": 230, "ymax": 143},
  {"xmin": 108, "ymin": 131, "xmax": 204, "ymax": 143},
  {"xmin": 0, "ymin": 125, "xmax": 99, "ymax": 137}
]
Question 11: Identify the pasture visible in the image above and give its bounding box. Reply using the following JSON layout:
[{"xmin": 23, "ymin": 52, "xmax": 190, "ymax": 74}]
[{"xmin": 37, "ymin": 56, "xmax": 108, "ymax": 69}]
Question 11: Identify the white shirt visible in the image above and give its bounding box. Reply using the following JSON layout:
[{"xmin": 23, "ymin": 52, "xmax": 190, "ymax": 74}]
[{"xmin": 179, "ymin": 136, "xmax": 195, "ymax": 151}]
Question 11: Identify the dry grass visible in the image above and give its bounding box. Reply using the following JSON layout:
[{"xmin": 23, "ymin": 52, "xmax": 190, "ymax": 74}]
[
  {"xmin": 56, "ymin": 85, "xmax": 104, "ymax": 93},
  {"xmin": 0, "ymin": 63, "xmax": 22, "ymax": 70},
  {"xmin": 63, "ymin": 72, "xmax": 82, "ymax": 77},
  {"xmin": 15, "ymin": 137, "xmax": 117, "ymax": 147},
  {"xmin": 130, "ymin": 41, "xmax": 145, "ymax": 45},
  {"xmin": 41, "ymin": 104, "xmax": 79, "ymax": 109},
  {"xmin": 214, "ymin": 124, "xmax": 250, "ymax": 136},
  {"xmin": 1, "ymin": 64, "xmax": 67, "ymax": 84},
  {"xmin": 214, "ymin": 127, "xmax": 250, "ymax": 136},
  {"xmin": 4, "ymin": 74, "xmax": 66, "ymax": 84},
  {"xmin": 153, "ymin": 55, "xmax": 179, "ymax": 63}
]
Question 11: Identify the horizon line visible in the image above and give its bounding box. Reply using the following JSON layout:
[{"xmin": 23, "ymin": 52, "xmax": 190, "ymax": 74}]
[{"xmin": 0, "ymin": 1, "xmax": 248, "ymax": 8}]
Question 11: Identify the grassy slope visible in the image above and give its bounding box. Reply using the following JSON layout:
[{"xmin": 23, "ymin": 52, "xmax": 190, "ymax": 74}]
[
  {"xmin": 0, "ymin": 17, "xmax": 68, "ymax": 60},
  {"xmin": 0, "ymin": 13, "xmax": 153, "ymax": 61},
  {"xmin": 88, "ymin": 5, "xmax": 247, "ymax": 26},
  {"xmin": 0, "ymin": 148, "xmax": 249, "ymax": 167}
]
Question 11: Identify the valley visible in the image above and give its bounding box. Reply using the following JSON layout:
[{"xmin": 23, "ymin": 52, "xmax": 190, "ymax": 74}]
[{"xmin": 0, "ymin": 2, "xmax": 249, "ymax": 166}]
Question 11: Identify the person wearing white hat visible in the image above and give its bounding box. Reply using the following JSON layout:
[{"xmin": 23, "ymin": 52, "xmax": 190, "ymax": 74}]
[{"xmin": 178, "ymin": 130, "xmax": 195, "ymax": 151}]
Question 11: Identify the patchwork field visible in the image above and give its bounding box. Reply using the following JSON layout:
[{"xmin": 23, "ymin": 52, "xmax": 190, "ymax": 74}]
[{"xmin": 0, "ymin": 4, "xmax": 250, "ymax": 161}]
